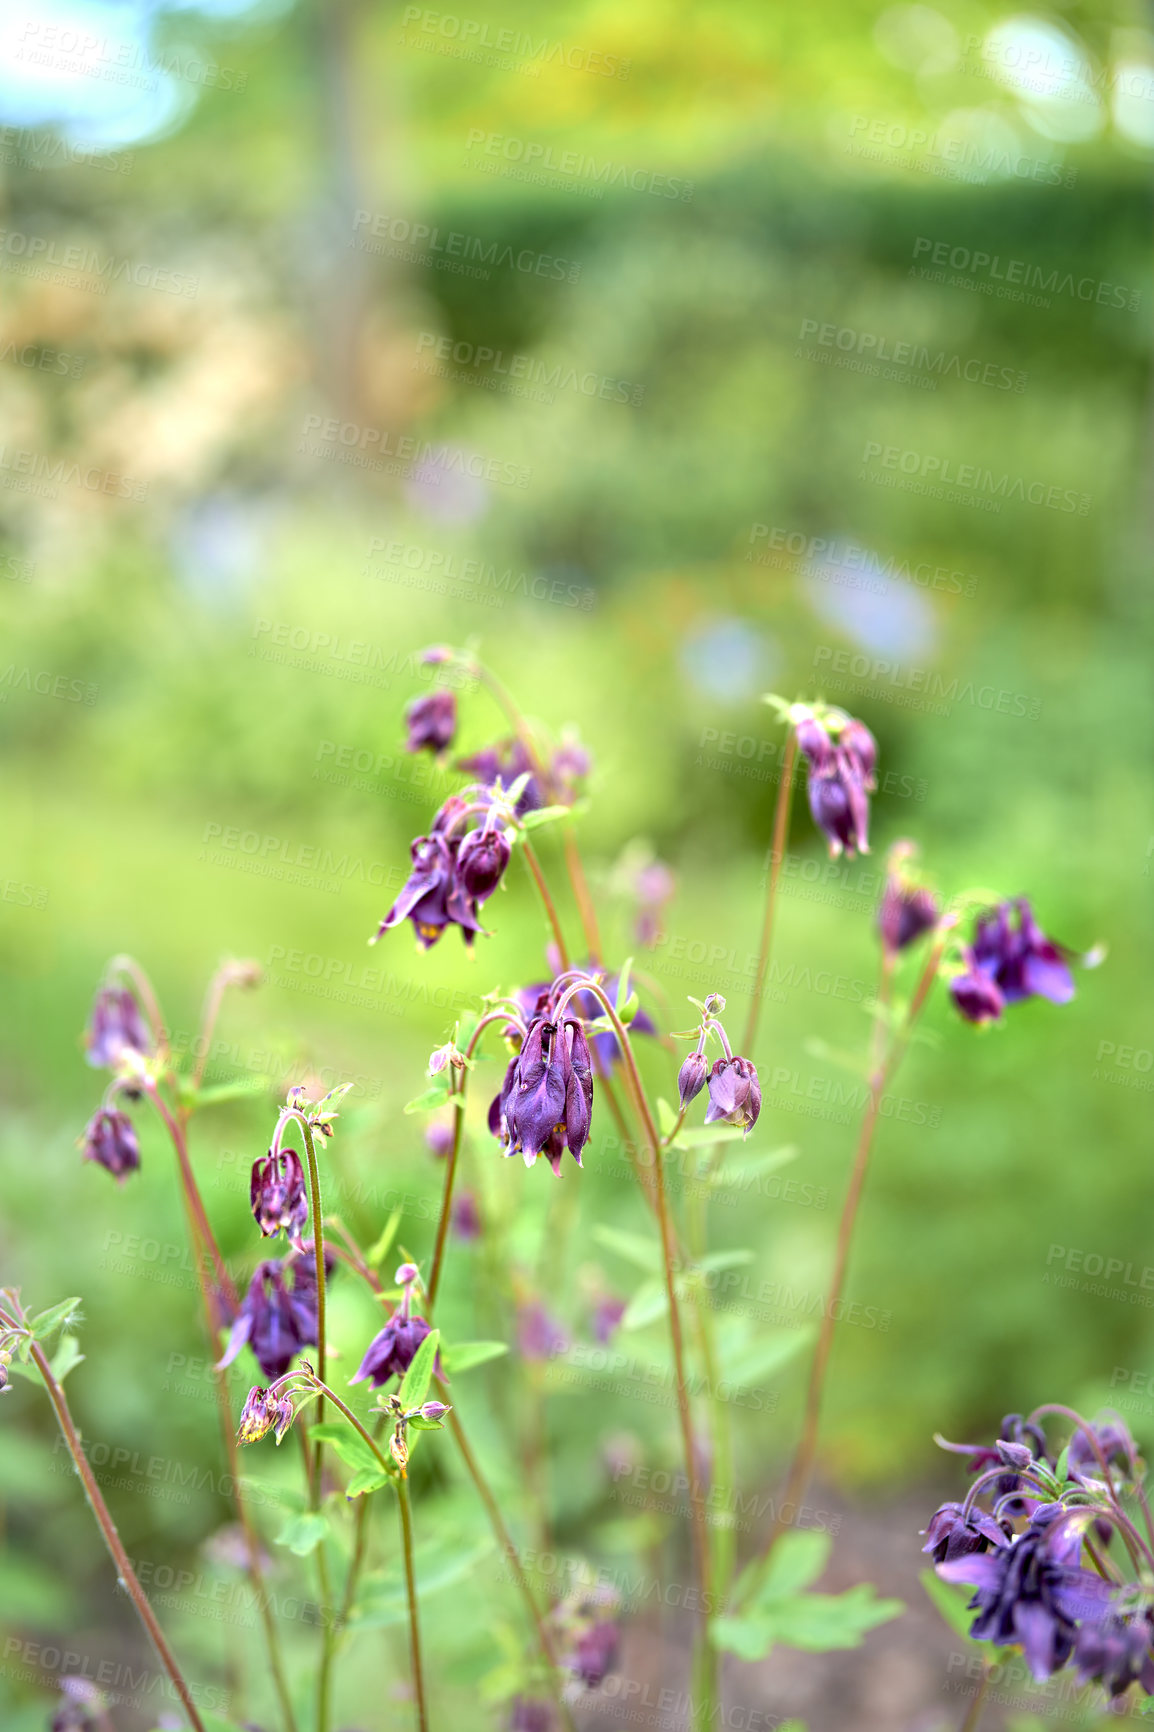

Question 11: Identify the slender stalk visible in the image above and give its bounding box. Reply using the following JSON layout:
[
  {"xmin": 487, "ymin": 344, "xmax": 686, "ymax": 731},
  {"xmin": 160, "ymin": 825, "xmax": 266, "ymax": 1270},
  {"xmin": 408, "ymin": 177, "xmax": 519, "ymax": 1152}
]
[
  {"xmin": 522, "ymin": 839, "xmax": 570, "ymax": 967},
  {"xmin": 7, "ymin": 1320, "xmax": 207, "ymax": 1732},
  {"xmin": 958, "ymin": 1663, "xmax": 991, "ymax": 1732},
  {"xmin": 557, "ymin": 981, "xmax": 713, "ymax": 1722},
  {"xmin": 426, "ymin": 1080, "xmax": 464, "ymax": 1311},
  {"xmin": 110, "ymin": 953, "xmax": 167, "ymax": 1048},
  {"xmin": 438, "ymin": 1387, "xmax": 577, "ymax": 1732},
  {"xmin": 397, "ymin": 1480, "xmax": 429, "ymax": 1732},
  {"xmin": 299, "ymin": 1120, "xmax": 328, "ymax": 1420},
  {"xmin": 295, "ymin": 1118, "xmax": 333, "ymax": 1732},
  {"xmin": 772, "ymin": 929, "xmax": 949, "ymax": 1543},
  {"xmin": 143, "ymin": 1082, "xmax": 238, "ymax": 1313},
  {"xmin": 191, "ymin": 959, "xmax": 256, "ymax": 1093},
  {"xmin": 687, "ymin": 1143, "xmax": 735, "ymax": 1601},
  {"xmin": 742, "ymin": 728, "xmax": 797, "ymax": 1055},
  {"xmin": 562, "ymin": 822, "xmax": 601, "ymax": 962}
]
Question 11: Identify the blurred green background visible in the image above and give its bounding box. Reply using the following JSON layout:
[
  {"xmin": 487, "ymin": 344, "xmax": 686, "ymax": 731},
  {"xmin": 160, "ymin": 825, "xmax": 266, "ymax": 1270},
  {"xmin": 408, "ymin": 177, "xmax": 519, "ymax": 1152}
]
[{"xmin": 0, "ymin": 0, "xmax": 1151, "ymax": 1726}]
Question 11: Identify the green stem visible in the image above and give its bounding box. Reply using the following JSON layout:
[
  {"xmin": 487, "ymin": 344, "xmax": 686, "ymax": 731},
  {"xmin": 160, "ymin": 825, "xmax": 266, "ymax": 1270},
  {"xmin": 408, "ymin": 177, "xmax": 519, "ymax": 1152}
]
[
  {"xmin": 742, "ymin": 727, "xmax": 796, "ymax": 1056},
  {"xmin": 144, "ymin": 1082, "xmax": 238, "ymax": 1313},
  {"xmin": 687, "ymin": 1144, "xmax": 734, "ymax": 1602},
  {"xmin": 426, "ymin": 1010, "xmax": 515, "ymax": 1313},
  {"xmin": 958, "ymin": 1662, "xmax": 991, "ymax": 1732},
  {"xmin": 398, "ymin": 1479, "xmax": 429, "ymax": 1732},
  {"xmin": 4, "ymin": 1316, "xmax": 207, "ymax": 1732},
  {"xmin": 561, "ymin": 821, "xmax": 601, "ymax": 963},
  {"xmin": 521, "ymin": 839, "xmax": 571, "ymax": 968}
]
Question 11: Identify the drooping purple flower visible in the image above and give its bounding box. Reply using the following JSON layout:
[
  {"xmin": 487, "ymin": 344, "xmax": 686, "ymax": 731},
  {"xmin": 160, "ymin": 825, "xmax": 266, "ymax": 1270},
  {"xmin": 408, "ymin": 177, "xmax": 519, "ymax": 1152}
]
[
  {"xmin": 82, "ymin": 1108, "xmax": 140, "ymax": 1181},
  {"xmin": 921, "ymin": 1501, "xmax": 1010, "ymax": 1564},
  {"xmin": 237, "ymin": 1384, "xmax": 296, "ymax": 1445},
  {"xmin": 704, "ymin": 1055, "xmax": 761, "ymax": 1133},
  {"xmin": 794, "ymin": 708, "xmax": 876, "ymax": 859},
  {"xmin": 50, "ymin": 1679, "xmax": 106, "ymax": 1732},
  {"xmin": 492, "ymin": 1010, "xmax": 595, "ymax": 1175},
  {"xmin": 218, "ymin": 1254, "xmax": 326, "ymax": 1382},
  {"xmin": 351, "ymin": 1313, "xmax": 432, "ymax": 1389},
  {"xmin": 250, "ymin": 1149, "xmax": 308, "ymax": 1242},
  {"xmin": 1067, "ymin": 1417, "xmax": 1138, "ymax": 1486},
  {"xmin": 569, "ymin": 1618, "xmax": 619, "ymax": 1688},
  {"xmin": 456, "ymin": 826, "xmax": 511, "ymax": 901},
  {"xmin": 1073, "ymin": 1609, "xmax": 1154, "ymax": 1696},
  {"xmin": 950, "ymin": 900, "xmax": 1077, "ymax": 1025},
  {"xmin": 425, "ymin": 1119, "xmax": 455, "ymax": 1159},
  {"xmin": 878, "ymin": 853, "xmax": 939, "ymax": 954},
  {"xmin": 404, "ymin": 689, "xmax": 456, "ymax": 755},
  {"xmin": 938, "ymin": 1506, "xmax": 1113, "ymax": 1681},
  {"xmin": 677, "ymin": 1050, "xmax": 708, "ymax": 1111},
  {"xmin": 85, "ymin": 986, "xmax": 150, "ymax": 1070},
  {"xmin": 949, "ymin": 950, "xmax": 1006, "ymax": 1025},
  {"xmin": 374, "ymin": 833, "xmax": 485, "ymax": 952}
]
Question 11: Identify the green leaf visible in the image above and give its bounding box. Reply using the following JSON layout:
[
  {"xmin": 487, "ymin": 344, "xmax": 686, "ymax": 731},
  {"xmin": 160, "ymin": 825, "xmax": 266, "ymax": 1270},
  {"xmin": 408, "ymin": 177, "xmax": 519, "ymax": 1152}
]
[
  {"xmin": 309, "ymin": 1422, "xmax": 382, "ymax": 1477},
  {"xmin": 757, "ymin": 1530, "xmax": 832, "ymax": 1601},
  {"xmin": 406, "ymin": 1415, "xmax": 444, "ymax": 1431},
  {"xmin": 592, "ymin": 1225, "xmax": 661, "ymax": 1274},
  {"xmin": 621, "ymin": 1279, "xmax": 668, "ymax": 1330},
  {"xmin": 720, "ymin": 1329, "xmax": 813, "ymax": 1388},
  {"xmin": 714, "ymin": 1583, "xmax": 903, "ymax": 1659},
  {"xmin": 920, "ymin": 1568, "xmax": 983, "ymax": 1643},
  {"xmin": 518, "ymin": 804, "xmax": 571, "ymax": 831},
  {"xmin": 188, "ymin": 1077, "xmax": 270, "ymax": 1108},
  {"xmin": 442, "ymin": 1339, "xmax": 508, "ymax": 1375},
  {"xmin": 398, "ymin": 1329, "xmax": 440, "ymax": 1408},
  {"xmin": 29, "ymin": 1298, "xmax": 82, "ymax": 1339},
  {"xmin": 49, "ymin": 1335, "xmax": 84, "ymax": 1384},
  {"xmin": 347, "ymin": 1464, "xmax": 393, "ymax": 1497},
  {"xmin": 615, "ymin": 959, "xmax": 634, "ymax": 1012},
  {"xmin": 276, "ymin": 1511, "xmax": 329, "ymax": 1556},
  {"xmin": 671, "ymin": 1123, "xmax": 749, "ymax": 1150},
  {"xmin": 718, "ymin": 1144, "xmax": 799, "ymax": 1188},
  {"xmin": 711, "ymin": 1616, "xmax": 777, "ymax": 1661},
  {"xmin": 696, "ymin": 1249, "xmax": 754, "ymax": 1275},
  {"xmin": 656, "ymin": 1097, "xmax": 679, "ymax": 1137},
  {"xmin": 618, "ymin": 990, "xmax": 640, "ymax": 1026},
  {"xmin": 366, "ymin": 1206, "xmax": 404, "ymax": 1268},
  {"xmin": 404, "ymin": 1082, "xmax": 449, "ymax": 1115}
]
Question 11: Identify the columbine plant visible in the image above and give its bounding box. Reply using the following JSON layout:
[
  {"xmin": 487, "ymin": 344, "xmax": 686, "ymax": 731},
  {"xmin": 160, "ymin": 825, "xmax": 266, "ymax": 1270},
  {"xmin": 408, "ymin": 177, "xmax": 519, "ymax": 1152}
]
[{"xmin": 1, "ymin": 645, "xmax": 1101, "ymax": 1732}]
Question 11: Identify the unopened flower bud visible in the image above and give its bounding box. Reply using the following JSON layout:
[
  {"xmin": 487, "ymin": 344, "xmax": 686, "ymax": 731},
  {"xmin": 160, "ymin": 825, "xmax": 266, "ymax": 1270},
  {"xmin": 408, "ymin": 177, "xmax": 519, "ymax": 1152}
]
[
  {"xmin": 250, "ymin": 1149, "xmax": 308, "ymax": 1241},
  {"xmin": 420, "ymin": 1401, "xmax": 450, "ymax": 1421},
  {"xmin": 405, "ymin": 689, "xmax": 456, "ymax": 755},
  {"xmin": 395, "ymin": 1263, "xmax": 420, "ymax": 1286},
  {"xmin": 456, "ymin": 827, "xmax": 512, "ymax": 902},
  {"xmin": 82, "ymin": 1108, "xmax": 140, "ymax": 1181},
  {"xmin": 677, "ymin": 1051, "xmax": 708, "ymax": 1110},
  {"xmin": 996, "ymin": 1439, "xmax": 1034, "ymax": 1471}
]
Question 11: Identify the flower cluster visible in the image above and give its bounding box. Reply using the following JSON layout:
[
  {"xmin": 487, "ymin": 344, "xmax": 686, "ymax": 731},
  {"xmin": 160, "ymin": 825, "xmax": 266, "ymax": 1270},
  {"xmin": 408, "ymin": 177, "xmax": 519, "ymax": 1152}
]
[
  {"xmin": 792, "ymin": 703, "xmax": 877, "ymax": 859},
  {"xmin": 218, "ymin": 1247, "xmax": 328, "ymax": 1381},
  {"xmin": 676, "ymin": 995, "xmax": 761, "ymax": 1134},
  {"xmin": 925, "ymin": 1410, "xmax": 1154, "ymax": 1698},
  {"xmin": 949, "ymin": 898, "xmax": 1076, "ymax": 1025},
  {"xmin": 374, "ymin": 789, "xmax": 514, "ymax": 952},
  {"xmin": 489, "ymin": 979, "xmax": 596, "ymax": 1174}
]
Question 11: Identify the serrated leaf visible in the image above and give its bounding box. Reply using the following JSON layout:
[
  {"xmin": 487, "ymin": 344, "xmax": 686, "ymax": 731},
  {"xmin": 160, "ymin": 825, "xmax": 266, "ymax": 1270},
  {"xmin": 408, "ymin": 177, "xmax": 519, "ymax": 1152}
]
[
  {"xmin": 309, "ymin": 1422, "xmax": 381, "ymax": 1477},
  {"xmin": 442, "ymin": 1340, "xmax": 508, "ymax": 1375},
  {"xmin": 347, "ymin": 1464, "xmax": 393, "ymax": 1497},
  {"xmin": 518, "ymin": 804, "xmax": 571, "ymax": 831},
  {"xmin": 751, "ymin": 1530, "xmax": 832, "ymax": 1604},
  {"xmin": 592, "ymin": 1225, "xmax": 661, "ymax": 1274},
  {"xmin": 404, "ymin": 1083, "xmax": 449, "ymax": 1115},
  {"xmin": 367, "ymin": 1206, "xmax": 404, "ymax": 1268},
  {"xmin": 29, "ymin": 1298, "xmax": 83, "ymax": 1339},
  {"xmin": 276, "ymin": 1511, "xmax": 329, "ymax": 1556},
  {"xmin": 398, "ymin": 1329, "xmax": 440, "ymax": 1409}
]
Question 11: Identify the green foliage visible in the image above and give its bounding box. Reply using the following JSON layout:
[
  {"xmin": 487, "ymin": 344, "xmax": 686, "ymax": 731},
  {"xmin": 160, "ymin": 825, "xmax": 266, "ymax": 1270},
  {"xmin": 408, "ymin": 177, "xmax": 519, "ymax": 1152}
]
[{"xmin": 714, "ymin": 1531, "xmax": 903, "ymax": 1660}]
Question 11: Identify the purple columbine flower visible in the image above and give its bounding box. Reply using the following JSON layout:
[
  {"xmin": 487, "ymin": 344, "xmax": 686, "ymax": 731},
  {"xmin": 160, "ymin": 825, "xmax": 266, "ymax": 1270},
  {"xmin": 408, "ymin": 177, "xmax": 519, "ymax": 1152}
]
[
  {"xmin": 938, "ymin": 1505, "xmax": 1113, "ymax": 1681},
  {"xmin": 404, "ymin": 689, "xmax": 456, "ymax": 755},
  {"xmin": 351, "ymin": 1265, "xmax": 432, "ymax": 1389},
  {"xmin": 491, "ymin": 1012, "xmax": 595, "ymax": 1174},
  {"xmin": 922, "ymin": 1500, "xmax": 1010, "ymax": 1564},
  {"xmin": 82, "ymin": 1108, "xmax": 140, "ymax": 1181},
  {"xmin": 517, "ymin": 1299, "xmax": 568, "ymax": 1361},
  {"xmin": 950, "ymin": 899, "xmax": 1076, "ymax": 1024},
  {"xmin": 456, "ymin": 826, "xmax": 511, "ymax": 901},
  {"xmin": 250, "ymin": 1149, "xmax": 308, "ymax": 1242},
  {"xmin": 794, "ymin": 707, "xmax": 876, "ymax": 859},
  {"xmin": 374, "ymin": 832, "xmax": 485, "ymax": 952},
  {"xmin": 1073, "ymin": 1609, "xmax": 1154, "ymax": 1696},
  {"xmin": 237, "ymin": 1384, "xmax": 296, "ymax": 1445},
  {"xmin": 85, "ymin": 986, "xmax": 150, "ymax": 1069},
  {"xmin": 704, "ymin": 1055, "xmax": 761, "ymax": 1132},
  {"xmin": 677, "ymin": 1050, "xmax": 708, "ymax": 1111},
  {"xmin": 219, "ymin": 1251, "xmax": 327, "ymax": 1381},
  {"xmin": 457, "ymin": 738, "xmax": 544, "ymax": 813},
  {"xmin": 878, "ymin": 847, "xmax": 939, "ymax": 954},
  {"xmin": 1067, "ymin": 1417, "xmax": 1137, "ymax": 1485}
]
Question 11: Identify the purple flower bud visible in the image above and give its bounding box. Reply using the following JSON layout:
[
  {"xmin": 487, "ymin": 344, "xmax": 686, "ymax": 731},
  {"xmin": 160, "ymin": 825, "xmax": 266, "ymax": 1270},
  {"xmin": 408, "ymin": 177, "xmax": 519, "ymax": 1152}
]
[
  {"xmin": 794, "ymin": 714, "xmax": 834, "ymax": 769},
  {"xmin": 677, "ymin": 1050, "xmax": 708, "ymax": 1111},
  {"xmin": 404, "ymin": 689, "xmax": 456, "ymax": 755},
  {"xmin": 419, "ymin": 644, "xmax": 454, "ymax": 665},
  {"xmin": 396, "ymin": 1262, "xmax": 420, "ymax": 1286},
  {"xmin": 509, "ymin": 1700, "xmax": 553, "ymax": 1732},
  {"xmin": 425, "ymin": 1120, "xmax": 455, "ymax": 1158},
  {"xmin": 250, "ymin": 1149, "xmax": 309, "ymax": 1241},
  {"xmin": 517, "ymin": 1300, "xmax": 568, "ymax": 1361},
  {"xmin": 375, "ymin": 833, "xmax": 485, "ymax": 952},
  {"xmin": 0, "ymin": 1359, "xmax": 8, "ymax": 1394},
  {"xmin": 704, "ymin": 1056, "xmax": 761, "ymax": 1133},
  {"xmin": 996, "ymin": 1439, "xmax": 1034, "ymax": 1472},
  {"xmin": 82, "ymin": 1108, "xmax": 140, "ymax": 1181},
  {"xmin": 879, "ymin": 872, "xmax": 939, "ymax": 954},
  {"xmin": 949, "ymin": 950, "xmax": 1005, "ymax": 1025},
  {"xmin": 921, "ymin": 1500, "xmax": 1010, "ymax": 1564},
  {"xmin": 456, "ymin": 827, "xmax": 511, "ymax": 901},
  {"xmin": 85, "ymin": 986, "xmax": 150, "ymax": 1070},
  {"xmin": 419, "ymin": 1400, "xmax": 450, "ymax": 1421},
  {"xmin": 452, "ymin": 1189, "xmax": 482, "ymax": 1241},
  {"xmin": 351, "ymin": 1313, "xmax": 431, "ymax": 1389},
  {"xmin": 237, "ymin": 1385, "xmax": 295, "ymax": 1445}
]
